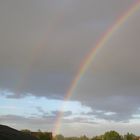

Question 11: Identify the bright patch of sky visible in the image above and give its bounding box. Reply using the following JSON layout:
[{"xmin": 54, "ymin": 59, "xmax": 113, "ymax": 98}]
[
  {"xmin": 0, "ymin": 90, "xmax": 92, "ymax": 117},
  {"xmin": 104, "ymin": 112, "xmax": 116, "ymax": 116}
]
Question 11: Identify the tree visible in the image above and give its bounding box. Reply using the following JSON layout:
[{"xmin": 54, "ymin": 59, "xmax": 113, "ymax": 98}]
[
  {"xmin": 55, "ymin": 134, "xmax": 65, "ymax": 140},
  {"xmin": 21, "ymin": 129, "xmax": 31, "ymax": 134},
  {"xmin": 91, "ymin": 136, "xmax": 103, "ymax": 140},
  {"xmin": 124, "ymin": 133, "xmax": 136, "ymax": 140},
  {"xmin": 103, "ymin": 131, "xmax": 122, "ymax": 140},
  {"xmin": 79, "ymin": 135, "xmax": 89, "ymax": 140},
  {"xmin": 37, "ymin": 130, "xmax": 52, "ymax": 140}
]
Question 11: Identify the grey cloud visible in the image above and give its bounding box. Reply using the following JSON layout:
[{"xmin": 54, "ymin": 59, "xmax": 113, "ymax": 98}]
[
  {"xmin": 0, "ymin": 114, "xmax": 96, "ymax": 133},
  {"xmin": 0, "ymin": 0, "xmax": 140, "ymax": 123},
  {"xmin": 0, "ymin": 0, "xmax": 134, "ymax": 97},
  {"xmin": 36, "ymin": 106, "xmax": 73, "ymax": 118},
  {"xmin": 52, "ymin": 111, "xmax": 72, "ymax": 117},
  {"xmin": 36, "ymin": 106, "xmax": 49, "ymax": 116},
  {"xmin": 63, "ymin": 117, "xmax": 98, "ymax": 125},
  {"xmin": 80, "ymin": 109, "xmax": 129, "ymax": 123},
  {"xmin": 72, "ymin": 9, "xmax": 140, "ymax": 122},
  {"xmin": 0, "ymin": 115, "xmax": 56, "ymax": 131}
]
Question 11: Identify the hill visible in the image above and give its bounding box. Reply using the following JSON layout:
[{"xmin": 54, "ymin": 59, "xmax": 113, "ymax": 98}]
[{"xmin": 0, "ymin": 125, "xmax": 39, "ymax": 140}]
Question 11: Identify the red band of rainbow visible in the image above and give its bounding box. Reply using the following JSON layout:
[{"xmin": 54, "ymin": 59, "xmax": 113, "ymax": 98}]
[{"xmin": 53, "ymin": 0, "xmax": 140, "ymax": 136}]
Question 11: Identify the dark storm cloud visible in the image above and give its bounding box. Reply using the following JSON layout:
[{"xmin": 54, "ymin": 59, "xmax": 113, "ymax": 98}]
[
  {"xmin": 0, "ymin": 0, "xmax": 134, "ymax": 97},
  {"xmin": 0, "ymin": 0, "xmax": 140, "ymax": 123},
  {"xmin": 72, "ymin": 9, "xmax": 140, "ymax": 122}
]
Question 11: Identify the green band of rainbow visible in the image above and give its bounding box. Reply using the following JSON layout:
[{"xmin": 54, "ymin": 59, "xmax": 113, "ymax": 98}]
[{"xmin": 53, "ymin": 0, "xmax": 140, "ymax": 135}]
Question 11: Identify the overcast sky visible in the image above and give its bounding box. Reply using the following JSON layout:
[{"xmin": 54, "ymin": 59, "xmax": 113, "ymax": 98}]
[{"xmin": 0, "ymin": 0, "xmax": 140, "ymax": 137}]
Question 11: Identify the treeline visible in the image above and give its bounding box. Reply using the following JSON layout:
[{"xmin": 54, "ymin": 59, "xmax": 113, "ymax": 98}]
[
  {"xmin": 21, "ymin": 129, "xmax": 139, "ymax": 140},
  {"xmin": 21, "ymin": 129, "xmax": 52, "ymax": 140},
  {"xmin": 54, "ymin": 131, "xmax": 138, "ymax": 140}
]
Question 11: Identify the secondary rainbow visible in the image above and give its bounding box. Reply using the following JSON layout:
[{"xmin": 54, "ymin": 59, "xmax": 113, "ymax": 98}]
[{"xmin": 53, "ymin": 0, "xmax": 140, "ymax": 135}]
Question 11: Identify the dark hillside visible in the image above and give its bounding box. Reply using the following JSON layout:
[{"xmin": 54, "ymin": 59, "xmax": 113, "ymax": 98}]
[{"xmin": 0, "ymin": 125, "xmax": 39, "ymax": 140}]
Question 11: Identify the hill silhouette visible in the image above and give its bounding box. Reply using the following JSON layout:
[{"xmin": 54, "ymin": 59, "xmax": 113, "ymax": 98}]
[{"xmin": 0, "ymin": 125, "xmax": 39, "ymax": 140}]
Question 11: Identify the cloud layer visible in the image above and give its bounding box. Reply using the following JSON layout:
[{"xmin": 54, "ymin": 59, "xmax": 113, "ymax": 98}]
[{"xmin": 0, "ymin": 0, "xmax": 140, "ymax": 133}]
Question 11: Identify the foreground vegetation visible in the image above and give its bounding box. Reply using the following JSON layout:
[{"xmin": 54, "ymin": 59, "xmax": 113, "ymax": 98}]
[
  {"xmin": 22, "ymin": 129, "xmax": 138, "ymax": 140},
  {"xmin": 54, "ymin": 131, "xmax": 137, "ymax": 140},
  {"xmin": 1, "ymin": 125, "xmax": 138, "ymax": 140}
]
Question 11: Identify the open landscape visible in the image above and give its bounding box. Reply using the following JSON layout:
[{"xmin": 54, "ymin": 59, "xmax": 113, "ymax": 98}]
[
  {"xmin": 0, "ymin": 0, "xmax": 140, "ymax": 139},
  {"xmin": 0, "ymin": 125, "xmax": 139, "ymax": 140}
]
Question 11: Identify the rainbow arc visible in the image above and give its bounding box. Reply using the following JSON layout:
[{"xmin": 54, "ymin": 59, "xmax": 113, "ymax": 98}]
[{"xmin": 53, "ymin": 0, "xmax": 140, "ymax": 135}]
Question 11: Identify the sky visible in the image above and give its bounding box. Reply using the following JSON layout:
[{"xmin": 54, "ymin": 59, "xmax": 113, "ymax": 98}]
[{"xmin": 0, "ymin": 0, "xmax": 140, "ymax": 137}]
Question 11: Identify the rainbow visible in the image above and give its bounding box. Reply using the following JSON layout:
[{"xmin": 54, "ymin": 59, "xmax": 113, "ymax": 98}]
[{"xmin": 53, "ymin": 0, "xmax": 140, "ymax": 135}]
